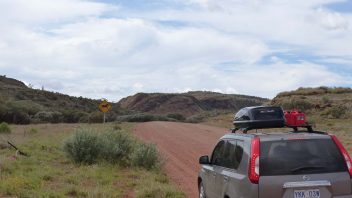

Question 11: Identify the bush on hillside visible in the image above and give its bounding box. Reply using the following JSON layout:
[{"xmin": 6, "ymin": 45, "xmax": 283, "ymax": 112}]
[
  {"xmin": 6, "ymin": 100, "xmax": 43, "ymax": 116},
  {"xmin": 0, "ymin": 103, "xmax": 30, "ymax": 124},
  {"xmin": 0, "ymin": 122, "xmax": 11, "ymax": 134},
  {"xmin": 62, "ymin": 110, "xmax": 88, "ymax": 123},
  {"xmin": 166, "ymin": 113, "xmax": 186, "ymax": 121},
  {"xmin": 277, "ymin": 87, "xmax": 352, "ymax": 97},
  {"xmin": 33, "ymin": 111, "xmax": 63, "ymax": 123},
  {"xmin": 88, "ymin": 112, "xmax": 103, "ymax": 123},
  {"xmin": 116, "ymin": 113, "xmax": 172, "ymax": 122},
  {"xmin": 281, "ymin": 99, "xmax": 314, "ymax": 111},
  {"xmin": 324, "ymin": 106, "xmax": 347, "ymax": 119},
  {"xmin": 185, "ymin": 114, "xmax": 204, "ymax": 123},
  {"xmin": 11, "ymin": 111, "xmax": 31, "ymax": 124}
]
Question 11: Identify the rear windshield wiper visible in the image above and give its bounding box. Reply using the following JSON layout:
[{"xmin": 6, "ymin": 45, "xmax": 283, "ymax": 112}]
[{"xmin": 291, "ymin": 165, "xmax": 325, "ymax": 174}]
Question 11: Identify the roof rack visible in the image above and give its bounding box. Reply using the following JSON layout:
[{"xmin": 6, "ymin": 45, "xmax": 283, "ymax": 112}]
[
  {"xmin": 231, "ymin": 106, "xmax": 323, "ymax": 134},
  {"xmin": 230, "ymin": 126, "xmax": 326, "ymax": 135}
]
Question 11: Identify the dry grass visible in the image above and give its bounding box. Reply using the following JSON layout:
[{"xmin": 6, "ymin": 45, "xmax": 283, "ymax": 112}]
[{"xmin": 0, "ymin": 123, "xmax": 184, "ymax": 198}]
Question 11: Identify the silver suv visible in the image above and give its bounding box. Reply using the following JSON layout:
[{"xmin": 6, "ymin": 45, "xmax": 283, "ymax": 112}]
[{"xmin": 198, "ymin": 107, "xmax": 352, "ymax": 198}]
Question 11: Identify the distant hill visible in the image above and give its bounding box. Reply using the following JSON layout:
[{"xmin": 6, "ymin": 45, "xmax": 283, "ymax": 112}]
[
  {"xmin": 7, "ymin": 75, "xmax": 350, "ymax": 125},
  {"xmin": 271, "ymin": 87, "xmax": 352, "ymax": 119},
  {"xmin": 118, "ymin": 91, "xmax": 268, "ymax": 117},
  {"xmin": 0, "ymin": 75, "xmax": 123, "ymax": 124},
  {"xmin": 0, "ymin": 75, "xmax": 268, "ymax": 124}
]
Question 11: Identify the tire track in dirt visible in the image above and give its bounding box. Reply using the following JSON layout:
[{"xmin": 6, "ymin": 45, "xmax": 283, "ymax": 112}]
[{"xmin": 133, "ymin": 121, "xmax": 227, "ymax": 197}]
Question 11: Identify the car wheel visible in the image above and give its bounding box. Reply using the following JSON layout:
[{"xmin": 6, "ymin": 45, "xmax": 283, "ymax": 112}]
[{"xmin": 199, "ymin": 181, "xmax": 206, "ymax": 198}]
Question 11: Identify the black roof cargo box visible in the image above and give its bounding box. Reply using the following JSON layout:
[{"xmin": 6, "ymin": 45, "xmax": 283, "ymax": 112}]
[{"xmin": 233, "ymin": 106, "xmax": 285, "ymax": 131}]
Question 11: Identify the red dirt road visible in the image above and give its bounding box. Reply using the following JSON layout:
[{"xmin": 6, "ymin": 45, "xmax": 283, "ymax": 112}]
[{"xmin": 134, "ymin": 121, "xmax": 228, "ymax": 198}]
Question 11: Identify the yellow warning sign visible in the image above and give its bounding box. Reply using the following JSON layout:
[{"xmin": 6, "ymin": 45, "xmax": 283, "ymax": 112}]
[{"xmin": 99, "ymin": 99, "xmax": 111, "ymax": 113}]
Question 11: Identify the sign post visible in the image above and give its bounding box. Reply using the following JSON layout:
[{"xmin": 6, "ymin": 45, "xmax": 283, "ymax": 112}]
[{"xmin": 98, "ymin": 99, "xmax": 112, "ymax": 123}]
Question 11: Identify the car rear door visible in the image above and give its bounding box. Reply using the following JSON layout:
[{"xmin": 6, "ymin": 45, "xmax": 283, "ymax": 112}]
[
  {"xmin": 205, "ymin": 140, "xmax": 226, "ymax": 198},
  {"xmin": 259, "ymin": 138, "xmax": 352, "ymax": 198},
  {"xmin": 219, "ymin": 139, "xmax": 246, "ymax": 197}
]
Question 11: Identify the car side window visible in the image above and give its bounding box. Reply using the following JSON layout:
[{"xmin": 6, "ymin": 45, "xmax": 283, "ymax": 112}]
[
  {"xmin": 223, "ymin": 140, "xmax": 244, "ymax": 170},
  {"xmin": 234, "ymin": 140, "xmax": 244, "ymax": 168},
  {"xmin": 211, "ymin": 140, "xmax": 225, "ymax": 166}
]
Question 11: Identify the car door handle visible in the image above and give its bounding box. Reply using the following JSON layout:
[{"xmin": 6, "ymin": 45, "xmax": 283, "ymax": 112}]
[{"xmin": 224, "ymin": 176, "xmax": 229, "ymax": 182}]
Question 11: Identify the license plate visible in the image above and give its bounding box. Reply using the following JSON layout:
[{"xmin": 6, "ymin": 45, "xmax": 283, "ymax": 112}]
[{"xmin": 294, "ymin": 189, "xmax": 320, "ymax": 198}]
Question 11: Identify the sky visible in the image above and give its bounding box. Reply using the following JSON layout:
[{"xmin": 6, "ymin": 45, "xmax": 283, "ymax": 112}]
[{"xmin": 0, "ymin": 0, "xmax": 351, "ymax": 101}]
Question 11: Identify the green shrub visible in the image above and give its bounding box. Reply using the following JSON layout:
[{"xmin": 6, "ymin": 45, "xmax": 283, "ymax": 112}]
[
  {"xmin": 63, "ymin": 129, "xmax": 100, "ymax": 164},
  {"xmin": 117, "ymin": 114, "xmax": 171, "ymax": 122},
  {"xmin": 99, "ymin": 130, "xmax": 134, "ymax": 165},
  {"xmin": 6, "ymin": 100, "xmax": 43, "ymax": 115},
  {"xmin": 166, "ymin": 113, "xmax": 186, "ymax": 121},
  {"xmin": 62, "ymin": 110, "xmax": 87, "ymax": 123},
  {"xmin": 0, "ymin": 122, "xmax": 11, "ymax": 134},
  {"xmin": 63, "ymin": 128, "xmax": 162, "ymax": 169},
  {"xmin": 33, "ymin": 111, "xmax": 63, "ymax": 123},
  {"xmin": 185, "ymin": 114, "xmax": 204, "ymax": 123},
  {"xmin": 132, "ymin": 143, "xmax": 160, "ymax": 170}
]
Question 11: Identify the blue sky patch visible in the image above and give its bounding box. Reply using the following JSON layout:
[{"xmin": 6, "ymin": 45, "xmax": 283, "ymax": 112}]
[{"xmin": 325, "ymin": 1, "xmax": 352, "ymax": 13}]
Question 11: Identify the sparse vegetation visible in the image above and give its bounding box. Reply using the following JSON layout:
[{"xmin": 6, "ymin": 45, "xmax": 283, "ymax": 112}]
[
  {"xmin": 280, "ymin": 98, "xmax": 314, "ymax": 111},
  {"xmin": 277, "ymin": 87, "xmax": 352, "ymax": 97},
  {"xmin": 63, "ymin": 127, "xmax": 161, "ymax": 169},
  {"xmin": 117, "ymin": 113, "xmax": 174, "ymax": 122},
  {"xmin": 322, "ymin": 105, "xmax": 347, "ymax": 119},
  {"xmin": 0, "ymin": 123, "xmax": 184, "ymax": 197},
  {"xmin": 272, "ymin": 86, "xmax": 352, "ymax": 120},
  {"xmin": 0, "ymin": 75, "xmax": 126, "ymax": 124}
]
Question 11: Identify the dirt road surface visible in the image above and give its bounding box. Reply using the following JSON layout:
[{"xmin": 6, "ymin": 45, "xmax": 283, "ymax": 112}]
[{"xmin": 134, "ymin": 121, "xmax": 228, "ymax": 197}]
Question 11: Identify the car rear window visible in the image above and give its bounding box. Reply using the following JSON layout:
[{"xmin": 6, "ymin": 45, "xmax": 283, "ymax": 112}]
[{"xmin": 260, "ymin": 139, "xmax": 348, "ymax": 176}]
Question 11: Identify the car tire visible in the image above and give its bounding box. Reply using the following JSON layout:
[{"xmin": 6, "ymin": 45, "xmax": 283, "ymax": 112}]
[{"xmin": 199, "ymin": 181, "xmax": 206, "ymax": 198}]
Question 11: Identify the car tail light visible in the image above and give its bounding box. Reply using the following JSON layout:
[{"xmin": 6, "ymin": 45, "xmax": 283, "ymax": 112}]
[
  {"xmin": 330, "ymin": 135, "xmax": 352, "ymax": 177},
  {"xmin": 249, "ymin": 137, "xmax": 260, "ymax": 184}
]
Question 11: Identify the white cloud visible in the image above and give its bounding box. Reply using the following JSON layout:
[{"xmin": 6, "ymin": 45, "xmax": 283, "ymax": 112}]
[
  {"xmin": 0, "ymin": 0, "xmax": 114, "ymax": 24},
  {"xmin": 0, "ymin": 0, "xmax": 351, "ymax": 100},
  {"xmin": 314, "ymin": 8, "xmax": 349, "ymax": 30}
]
